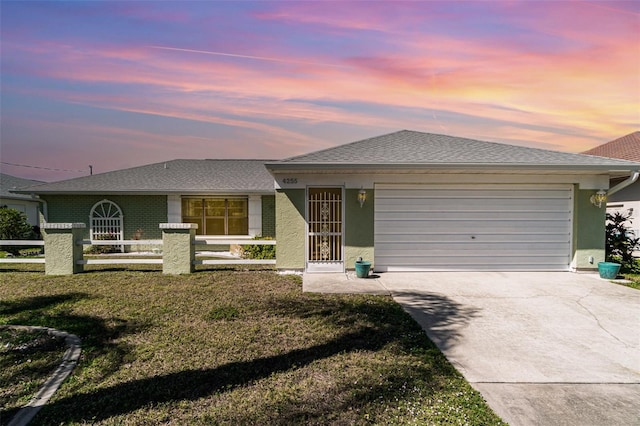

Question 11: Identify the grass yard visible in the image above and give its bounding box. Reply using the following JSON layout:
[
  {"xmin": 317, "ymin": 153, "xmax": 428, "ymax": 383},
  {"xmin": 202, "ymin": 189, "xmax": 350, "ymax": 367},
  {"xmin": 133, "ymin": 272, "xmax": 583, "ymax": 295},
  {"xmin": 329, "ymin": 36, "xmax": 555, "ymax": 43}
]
[
  {"xmin": 0, "ymin": 268, "xmax": 505, "ymax": 425},
  {"xmin": 619, "ymin": 273, "xmax": 640, "ymax": 290}
]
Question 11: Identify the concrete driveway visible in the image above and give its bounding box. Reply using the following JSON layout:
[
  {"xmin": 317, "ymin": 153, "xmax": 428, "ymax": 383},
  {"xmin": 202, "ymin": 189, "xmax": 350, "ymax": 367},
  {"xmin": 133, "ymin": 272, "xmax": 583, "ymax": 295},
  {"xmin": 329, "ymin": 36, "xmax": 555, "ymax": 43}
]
[{"xmin": 378, "ymin": 272, "xmax": 640, "ymax": 426}]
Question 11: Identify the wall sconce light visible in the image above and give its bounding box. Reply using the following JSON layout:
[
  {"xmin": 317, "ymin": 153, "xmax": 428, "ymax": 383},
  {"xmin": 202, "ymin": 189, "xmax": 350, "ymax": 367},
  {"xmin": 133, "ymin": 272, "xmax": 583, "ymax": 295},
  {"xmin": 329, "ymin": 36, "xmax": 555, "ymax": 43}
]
[
  {"xmin": 358, "ymin": 188, "xmax": 367, "ymax": 208},
  {"xmin": 590, "ymin": 189, "xmax": 607, "ymax": 208}
]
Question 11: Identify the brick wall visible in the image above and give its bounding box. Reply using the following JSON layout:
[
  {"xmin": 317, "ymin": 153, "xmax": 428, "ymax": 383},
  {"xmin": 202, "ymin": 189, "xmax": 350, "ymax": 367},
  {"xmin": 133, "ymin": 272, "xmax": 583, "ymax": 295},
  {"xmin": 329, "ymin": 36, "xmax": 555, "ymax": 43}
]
[
  {"xmin": 261, "ymin": 195, "xmax": 276, "ymax": 238},
  {"xmin": 43, "ymin": 195, "xmax": 167, "ymax": 240}
]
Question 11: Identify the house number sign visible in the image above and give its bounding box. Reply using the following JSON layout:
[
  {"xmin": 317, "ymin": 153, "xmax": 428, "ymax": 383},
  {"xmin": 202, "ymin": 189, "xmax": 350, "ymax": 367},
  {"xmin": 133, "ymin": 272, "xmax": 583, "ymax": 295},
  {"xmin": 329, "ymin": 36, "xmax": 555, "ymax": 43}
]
[{"xmin": 282, "ymin": 178, "xmax": 298, "ymax": 184}]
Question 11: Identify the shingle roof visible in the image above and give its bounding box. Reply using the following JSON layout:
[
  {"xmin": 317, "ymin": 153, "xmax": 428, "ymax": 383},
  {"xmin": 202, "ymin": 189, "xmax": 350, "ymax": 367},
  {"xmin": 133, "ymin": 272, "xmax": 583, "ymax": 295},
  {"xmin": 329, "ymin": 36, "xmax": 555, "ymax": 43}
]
[
  {"xmin": 267, "ymin": 130, "xmax": 640, "ymax": 170},
  {"xmin": 0, "ymin": 173, "xmax": 45, "ymax": 200},
  {"xmin": 13, "ymin": 160, "xmax": 275, "ymax": 194},
  {"xmin": 582, "ymin": 131, "xmax": 640, "ymax": 162}
]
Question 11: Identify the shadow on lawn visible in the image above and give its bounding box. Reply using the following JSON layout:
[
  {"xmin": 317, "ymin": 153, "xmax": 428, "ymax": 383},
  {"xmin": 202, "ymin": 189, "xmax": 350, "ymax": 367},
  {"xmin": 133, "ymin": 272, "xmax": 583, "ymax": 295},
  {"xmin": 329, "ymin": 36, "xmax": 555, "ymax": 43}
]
[
  {"xmin": 39, "ymin": 327, "xmax": 400, "ymax": 423},
  {"xmin": 0, "ymin": 292, "xmax": 147, "ymax": 425},
  {"xmin": 33, "ymin": 291, "xmax": 471, "ymax": 424}
]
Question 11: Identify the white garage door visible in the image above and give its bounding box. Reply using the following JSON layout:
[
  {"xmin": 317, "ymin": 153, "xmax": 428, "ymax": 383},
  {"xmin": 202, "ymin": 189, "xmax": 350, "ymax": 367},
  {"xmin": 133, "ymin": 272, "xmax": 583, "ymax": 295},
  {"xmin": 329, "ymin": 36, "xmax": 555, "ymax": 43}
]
[{"xmin": 374, "ymin": 184, "xmax": 572, "ymax": 271}]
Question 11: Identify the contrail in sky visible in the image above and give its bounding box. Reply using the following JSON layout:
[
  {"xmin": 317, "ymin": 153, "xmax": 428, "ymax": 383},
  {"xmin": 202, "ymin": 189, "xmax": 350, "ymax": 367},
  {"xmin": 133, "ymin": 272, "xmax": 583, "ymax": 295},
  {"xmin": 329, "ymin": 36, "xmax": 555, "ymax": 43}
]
[{"xmin": 150, "ymin": 45, "xmax": 349, "ymax": 69}]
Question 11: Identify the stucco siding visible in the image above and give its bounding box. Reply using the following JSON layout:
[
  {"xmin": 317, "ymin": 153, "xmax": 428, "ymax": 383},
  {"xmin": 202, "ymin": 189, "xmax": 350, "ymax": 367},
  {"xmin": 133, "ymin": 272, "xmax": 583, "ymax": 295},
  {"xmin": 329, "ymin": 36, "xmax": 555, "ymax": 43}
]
[
  {"xmin": 43, "ymin": 195, "xmax": 167, "ymax": 240},
  {"xmin": 344, "ymin": 188, "xmax": 374, "ymax": 269},
  {"xmin": 572, "ymin": 187, "xmax": 606, "ymax": 270},
  {"xmin": 275, "ymin": 189, "xmax": 305, "ymax": 269}
]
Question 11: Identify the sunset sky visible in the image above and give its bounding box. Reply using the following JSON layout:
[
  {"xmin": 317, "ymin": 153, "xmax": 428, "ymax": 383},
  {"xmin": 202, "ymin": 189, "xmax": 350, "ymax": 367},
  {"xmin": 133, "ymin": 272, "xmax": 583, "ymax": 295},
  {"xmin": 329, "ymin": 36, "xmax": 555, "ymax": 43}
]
[{"xmin": 1, "ymin": 1, "xmax": 639, "ymax": 181}]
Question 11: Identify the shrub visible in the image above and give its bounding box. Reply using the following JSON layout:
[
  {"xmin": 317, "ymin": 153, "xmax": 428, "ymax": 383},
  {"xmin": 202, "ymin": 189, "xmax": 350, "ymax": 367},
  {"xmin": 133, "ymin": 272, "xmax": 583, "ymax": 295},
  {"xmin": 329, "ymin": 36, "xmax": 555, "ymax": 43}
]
[
  {"xmin": 605, "ymin": 210, "xmax": 640, "ymax": 273},
  {"xmin": 241, "ymin": 236, "xmax": 275, "ymax": 260},
  {"xmin": 0, "ymin": 206, "xmax": 38, "ymax": 255}
]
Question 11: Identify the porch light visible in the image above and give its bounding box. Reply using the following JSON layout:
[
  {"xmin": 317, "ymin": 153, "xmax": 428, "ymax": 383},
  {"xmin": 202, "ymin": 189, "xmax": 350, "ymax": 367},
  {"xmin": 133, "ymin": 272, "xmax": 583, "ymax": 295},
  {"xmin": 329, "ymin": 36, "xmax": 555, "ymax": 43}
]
[
  {"xmin": 358, "ymin": 188, "xmax": 367, "ymax": 208},
  {"xmin": 590, "ymin": 189, "xmax": 607, "ymax": 208}
]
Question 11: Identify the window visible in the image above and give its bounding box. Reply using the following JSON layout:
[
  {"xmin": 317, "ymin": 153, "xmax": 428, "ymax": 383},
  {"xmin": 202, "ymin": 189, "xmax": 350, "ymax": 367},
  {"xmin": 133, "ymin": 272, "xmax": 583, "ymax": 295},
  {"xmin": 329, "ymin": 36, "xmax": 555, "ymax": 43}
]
[{"xmin": 182, "ymin": 198, "xmax": 248, "ymax": 235}]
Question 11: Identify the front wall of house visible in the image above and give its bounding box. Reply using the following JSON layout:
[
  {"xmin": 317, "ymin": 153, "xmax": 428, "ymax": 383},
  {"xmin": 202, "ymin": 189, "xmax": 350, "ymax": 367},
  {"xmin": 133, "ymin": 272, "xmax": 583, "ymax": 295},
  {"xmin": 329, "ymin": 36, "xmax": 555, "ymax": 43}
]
[
  {"xmin": 273, "ymin": 172, "xmax": 609, "ymax": 272},
  {"xmin": 344, "ymin": 188, "xmax": 375, "ymax": 267},
  {"xmin": 275, "ymin": 189, "xmax": 306, "ymax": 269},
  {"xmin": 572, "ymin": 187, "xmax": 606, "ymax": 270},
  {"xmin": 43, "ymin": 195, "xmax": 167, "ymax": 240},
  {"xmin": 261, "ymin": 195, "xmax": 276, "ymax": 238}
]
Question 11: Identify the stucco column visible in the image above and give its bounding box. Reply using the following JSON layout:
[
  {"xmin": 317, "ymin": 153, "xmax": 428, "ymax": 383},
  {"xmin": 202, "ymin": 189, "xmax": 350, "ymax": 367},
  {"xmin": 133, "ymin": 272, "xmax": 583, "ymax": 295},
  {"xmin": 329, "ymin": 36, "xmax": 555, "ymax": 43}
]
[
  {"xmin": 42, "ymin": 223, "xmax": 86, "ymax": 275},
  {"xmin": 160, "ymin": 223, "xmax": 197, "ymax": 274}
]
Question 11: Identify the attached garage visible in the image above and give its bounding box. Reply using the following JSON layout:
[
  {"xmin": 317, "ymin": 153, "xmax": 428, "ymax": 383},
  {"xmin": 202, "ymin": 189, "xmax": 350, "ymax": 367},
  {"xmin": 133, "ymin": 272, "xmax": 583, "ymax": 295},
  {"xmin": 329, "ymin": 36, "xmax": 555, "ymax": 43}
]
[
  {"xmin": 375, "ymin": 183, "xmax": 573, "ymax": 271},
  {"xmin": 267, "ymin": 130, "xmax": 640, "ymax": 273}
]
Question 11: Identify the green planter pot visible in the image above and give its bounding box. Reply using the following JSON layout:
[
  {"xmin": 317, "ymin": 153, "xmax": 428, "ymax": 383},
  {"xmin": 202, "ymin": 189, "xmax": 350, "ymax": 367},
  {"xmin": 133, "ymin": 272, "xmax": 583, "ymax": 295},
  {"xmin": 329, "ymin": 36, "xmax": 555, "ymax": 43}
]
[
  {"xmin": 598, "ymin": 262, "xmax": 621, "ymax": 279},
  {"xmin": 355, "ymin": 261, "xmax": 371, "ymax": 278}
]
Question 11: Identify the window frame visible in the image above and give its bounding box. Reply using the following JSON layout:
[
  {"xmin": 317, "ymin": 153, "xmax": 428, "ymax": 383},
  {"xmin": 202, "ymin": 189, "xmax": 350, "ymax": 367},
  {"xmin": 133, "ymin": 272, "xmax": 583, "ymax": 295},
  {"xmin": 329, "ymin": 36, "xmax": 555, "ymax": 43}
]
[{"xmin": 181, "ymin": 197, "xmax": 249, "ymax": 236}]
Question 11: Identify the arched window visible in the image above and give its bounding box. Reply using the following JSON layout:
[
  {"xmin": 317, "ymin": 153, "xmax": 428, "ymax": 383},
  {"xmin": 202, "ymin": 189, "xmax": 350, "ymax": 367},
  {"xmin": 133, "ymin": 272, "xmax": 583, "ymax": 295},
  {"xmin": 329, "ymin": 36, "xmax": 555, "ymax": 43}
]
[{"xmin": 90, "ymin": 200, "xmax": 124, "ymax": 251}]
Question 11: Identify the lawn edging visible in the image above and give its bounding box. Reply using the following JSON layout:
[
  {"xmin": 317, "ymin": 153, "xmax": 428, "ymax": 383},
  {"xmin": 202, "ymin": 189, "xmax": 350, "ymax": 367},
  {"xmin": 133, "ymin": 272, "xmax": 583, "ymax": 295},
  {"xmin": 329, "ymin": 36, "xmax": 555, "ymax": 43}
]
[{"xmin": 3, "ymin": 325, "xmax": 81, "ymax": 426}]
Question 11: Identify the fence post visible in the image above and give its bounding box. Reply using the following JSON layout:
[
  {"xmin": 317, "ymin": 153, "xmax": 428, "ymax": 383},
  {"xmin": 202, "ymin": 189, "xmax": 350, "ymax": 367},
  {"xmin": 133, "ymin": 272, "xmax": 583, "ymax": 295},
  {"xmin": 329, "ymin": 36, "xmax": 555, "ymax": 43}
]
[
  {"xmin": 160, "ymin": 223, "xmax": 197, "ymax": 274},
  {"xmin": 42, "ymin": 223, "xmax": 86, "ymax": 275}
]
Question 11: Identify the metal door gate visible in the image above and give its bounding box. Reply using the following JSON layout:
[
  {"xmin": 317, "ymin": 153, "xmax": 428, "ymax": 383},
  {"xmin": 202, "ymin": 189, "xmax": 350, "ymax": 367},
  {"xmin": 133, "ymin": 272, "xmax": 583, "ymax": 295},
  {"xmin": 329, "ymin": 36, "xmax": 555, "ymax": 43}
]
[{"xmin": 307, "ymin": 187, "xmax": 343, "ymax": 272}]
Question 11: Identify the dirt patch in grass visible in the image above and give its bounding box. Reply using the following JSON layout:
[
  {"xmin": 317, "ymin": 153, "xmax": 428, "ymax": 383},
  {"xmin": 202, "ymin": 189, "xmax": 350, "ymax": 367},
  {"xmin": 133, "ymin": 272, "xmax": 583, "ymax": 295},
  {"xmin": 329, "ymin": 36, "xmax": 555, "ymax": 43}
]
[{"xmin": 0, "ymin": 269, "xmax": 504, "ymax": 425}]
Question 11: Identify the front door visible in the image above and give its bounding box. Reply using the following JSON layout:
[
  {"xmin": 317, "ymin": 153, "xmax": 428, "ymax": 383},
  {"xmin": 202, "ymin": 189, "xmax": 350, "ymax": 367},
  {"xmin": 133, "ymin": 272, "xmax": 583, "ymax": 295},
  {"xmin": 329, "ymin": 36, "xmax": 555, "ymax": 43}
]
[{"xmin": 307, "ymin": 187, "xmax": 344, "ymax": 272}]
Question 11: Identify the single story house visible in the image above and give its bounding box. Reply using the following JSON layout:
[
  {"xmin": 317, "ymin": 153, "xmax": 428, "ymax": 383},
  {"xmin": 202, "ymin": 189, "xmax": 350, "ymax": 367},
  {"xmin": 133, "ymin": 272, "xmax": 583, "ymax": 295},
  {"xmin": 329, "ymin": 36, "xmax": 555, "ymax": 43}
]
[
  {"xmin": 13, "ymin": 130, "xmax": 640, "ymax": 272},
  {"xmin": 582, "ymin": 131, "xmax": 640, "ymax": 237},
  {"xmin": 0, "ymin": 173, "xmax": 45, "ymax": 226}
]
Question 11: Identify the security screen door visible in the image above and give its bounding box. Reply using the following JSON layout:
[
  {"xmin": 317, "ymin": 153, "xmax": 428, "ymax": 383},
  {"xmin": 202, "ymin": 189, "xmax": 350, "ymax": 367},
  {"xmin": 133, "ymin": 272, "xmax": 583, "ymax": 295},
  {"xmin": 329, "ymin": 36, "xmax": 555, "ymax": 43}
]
[{"xmin": 307, "ymin": 187, "xmax": 344, "ymax": 272}]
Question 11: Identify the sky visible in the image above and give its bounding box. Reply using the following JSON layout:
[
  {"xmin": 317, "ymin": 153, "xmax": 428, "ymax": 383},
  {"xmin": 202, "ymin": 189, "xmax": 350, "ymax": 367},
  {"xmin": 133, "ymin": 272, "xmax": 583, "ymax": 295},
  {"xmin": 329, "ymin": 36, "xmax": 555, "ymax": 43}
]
[{"xmin": 1, "ymin": 1, "xmax": 639, "ymax": 182}]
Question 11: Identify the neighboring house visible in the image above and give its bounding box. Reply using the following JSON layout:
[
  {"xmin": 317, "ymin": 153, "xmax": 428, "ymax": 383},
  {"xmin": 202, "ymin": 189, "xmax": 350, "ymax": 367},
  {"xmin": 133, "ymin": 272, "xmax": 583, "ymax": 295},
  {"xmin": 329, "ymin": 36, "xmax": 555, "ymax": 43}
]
[
  {"xmin": 12, "ymin": 160, "xmax": 276, "ymax": 243},
  {"xmin": 582, "ymin": 131, "xmax": 640, "ymax": 238},
  {"xmin": 266, "ymin": 130, "xmax": 640, "ymax": 273},
  {"xmin": 0, "ymin": 173, "xmax": 45, "ymax": 226},
  {"xmin": 13, "ymin": 130, "xmax": 640, "ymax": 273}
]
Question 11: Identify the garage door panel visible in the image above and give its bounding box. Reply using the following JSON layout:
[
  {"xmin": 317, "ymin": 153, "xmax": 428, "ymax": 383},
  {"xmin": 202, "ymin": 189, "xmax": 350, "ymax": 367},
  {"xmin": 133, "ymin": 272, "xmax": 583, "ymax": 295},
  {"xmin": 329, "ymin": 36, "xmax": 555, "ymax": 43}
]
[
  {"xmin": 376, "ymin": 243, "xmax": 570, "ymax": 254},
  {"xmin": 376, "ymin": 220, "xmax": 570, "ymax": 233},
  {"xmin": 376, "ymin": 211, "xmax": 570, "ymax": 220},
  {"xmin": 376, "ymin": 199, "xmax": 567, "ymax": 213},
  {"xmin": 378, "ymin": 263, "xmax": 569, "ymax": 272},
  {"xmin": 377, "ymin": 188, "xmax": 570, "ymax": 199},
  {"xmin": 375, "ymin": 233, "xmax": 571, "ymax": 244},
  {"xmin": 374, "ymin": 184, "xmax": 572, "ymax": 271}
]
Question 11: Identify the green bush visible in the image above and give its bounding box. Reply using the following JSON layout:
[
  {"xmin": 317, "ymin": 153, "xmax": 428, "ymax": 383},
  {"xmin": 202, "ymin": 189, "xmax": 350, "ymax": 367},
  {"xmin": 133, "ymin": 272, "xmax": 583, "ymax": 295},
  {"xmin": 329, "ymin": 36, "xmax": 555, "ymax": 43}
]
[
  {"xmin": 241, "ymin": 236, "xmax": 275, "ymax": 260},
  {"xmin": 606, "ymin": 210, "xmax": 640, "ymax": 273},
  {"xmin": 0, "ymin": 206, "xmax": 38, "ymax": 255}
]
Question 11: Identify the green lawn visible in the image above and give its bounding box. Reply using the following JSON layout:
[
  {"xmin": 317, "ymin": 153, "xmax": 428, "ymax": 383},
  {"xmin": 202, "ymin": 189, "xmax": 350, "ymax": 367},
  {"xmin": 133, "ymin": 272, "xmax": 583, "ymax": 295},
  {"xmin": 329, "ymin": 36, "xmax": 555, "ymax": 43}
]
[
  {"xmin": 619, "ymin": 273, "xmax": 640, "ymax": 290},
  {"xmin": 0, "ymin": 268, "xmax": 505, "ymax": 425}
]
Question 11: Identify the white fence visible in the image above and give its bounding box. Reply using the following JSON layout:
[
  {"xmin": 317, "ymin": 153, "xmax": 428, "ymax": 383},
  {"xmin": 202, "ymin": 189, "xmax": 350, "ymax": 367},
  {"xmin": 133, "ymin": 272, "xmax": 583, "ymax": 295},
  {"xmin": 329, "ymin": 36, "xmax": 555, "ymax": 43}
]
[
  {"xmin": 0, "ymin": 240, "xmax": 45, "ymax": 264},
  {"xmin": 0, "ymin": 238, "xmax": 276, "ymax": 267}
]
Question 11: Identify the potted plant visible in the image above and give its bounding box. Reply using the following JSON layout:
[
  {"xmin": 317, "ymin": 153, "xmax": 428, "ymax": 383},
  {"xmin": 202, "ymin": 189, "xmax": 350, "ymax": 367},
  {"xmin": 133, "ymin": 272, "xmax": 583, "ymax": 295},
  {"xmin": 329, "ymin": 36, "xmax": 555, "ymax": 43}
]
[{"xmin": 355, "ymin": 257, "xmax": 371, "ymax": 278}]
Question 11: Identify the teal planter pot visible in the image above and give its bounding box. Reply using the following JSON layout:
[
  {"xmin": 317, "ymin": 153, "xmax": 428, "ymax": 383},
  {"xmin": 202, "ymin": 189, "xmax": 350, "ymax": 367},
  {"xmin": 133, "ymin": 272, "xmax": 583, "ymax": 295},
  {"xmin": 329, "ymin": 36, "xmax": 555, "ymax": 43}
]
[
  {"xmin": 355, "ymin": 261, "xmax": 371, "ymax": 278},
  {"xmin": 598, "ymin": 262, "xmax": 621, "ymax": 279}
]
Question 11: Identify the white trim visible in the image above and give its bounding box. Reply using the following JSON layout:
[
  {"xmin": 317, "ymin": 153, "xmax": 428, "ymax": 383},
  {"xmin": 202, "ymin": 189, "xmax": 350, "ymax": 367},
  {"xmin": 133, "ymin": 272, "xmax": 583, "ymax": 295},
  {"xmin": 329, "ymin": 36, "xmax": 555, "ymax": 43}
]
[
  {"xmin": 248, "ymin": 194, "xmax": 262, "ymax": 237},
  {"xmin": 167, "ymin": 194, "xmax": 181, "ymax": 223},
  {"xmin": 274, "ymin": 172, "xmax": 609, "ymax": 190}
]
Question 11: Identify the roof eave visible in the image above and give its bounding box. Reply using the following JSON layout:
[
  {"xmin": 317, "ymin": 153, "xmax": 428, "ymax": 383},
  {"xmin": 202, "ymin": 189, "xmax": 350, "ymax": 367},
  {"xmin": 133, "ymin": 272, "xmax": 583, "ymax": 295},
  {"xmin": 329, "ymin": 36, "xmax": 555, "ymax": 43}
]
[
  {"xmin": 11, "ymin": 189, "xmax": 276, "ymax": 195},
  {"xmin": 265, "ymin": 162, "xmax": 640, "ymax": 173}
]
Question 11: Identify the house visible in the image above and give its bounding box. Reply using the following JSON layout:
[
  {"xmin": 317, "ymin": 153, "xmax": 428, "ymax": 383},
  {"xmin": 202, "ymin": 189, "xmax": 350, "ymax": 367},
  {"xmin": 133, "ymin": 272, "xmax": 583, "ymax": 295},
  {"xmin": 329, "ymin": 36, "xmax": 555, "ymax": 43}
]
[
  {"xmin": 0, "ymin": 173, "xmax": 45, "ymax": 226},
  {"xmin": 582, "ymin": 131, "xmax": 640, "ymax": 237},
  {"xmin": 265, "ymin": 130, "xmax": 640, "ymax": 272},
  {"xmin": 11, "ymin": 160, "xmax": 276, "ymax": 243},
  {"xmin": 13, "ymin": 130, "xmax": 640, "ymax": 273}
]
